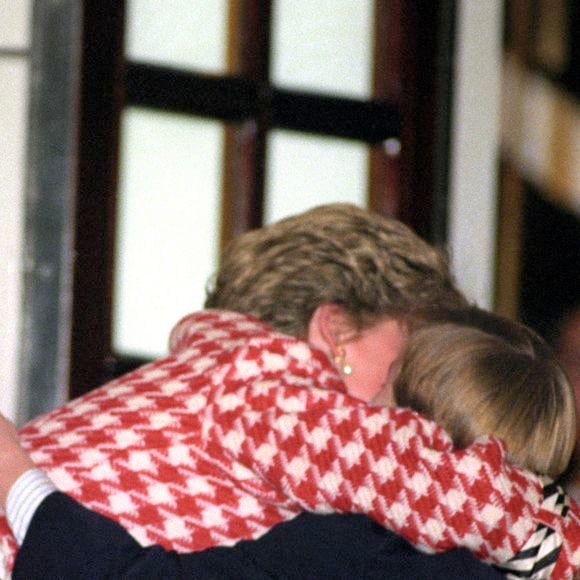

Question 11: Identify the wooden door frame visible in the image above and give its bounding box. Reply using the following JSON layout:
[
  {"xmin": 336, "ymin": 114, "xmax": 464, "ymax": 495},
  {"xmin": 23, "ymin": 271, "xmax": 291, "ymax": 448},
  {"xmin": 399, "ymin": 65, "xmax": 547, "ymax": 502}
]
[{"xmin": 68, "ymin": 0, "xmax": 457, "ymax": 397}]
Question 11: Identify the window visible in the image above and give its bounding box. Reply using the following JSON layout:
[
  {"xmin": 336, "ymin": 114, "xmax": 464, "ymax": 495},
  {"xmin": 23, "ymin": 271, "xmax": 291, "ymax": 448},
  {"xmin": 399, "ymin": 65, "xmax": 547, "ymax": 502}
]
[{"xmin": 69, "ymin": 0, "xmax": 455, "ymax": 398}]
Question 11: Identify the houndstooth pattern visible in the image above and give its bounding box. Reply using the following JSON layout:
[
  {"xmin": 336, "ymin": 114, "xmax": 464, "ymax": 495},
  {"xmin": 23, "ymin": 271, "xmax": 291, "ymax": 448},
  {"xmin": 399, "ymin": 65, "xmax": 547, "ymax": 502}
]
[
  {"xmin": 498, "ymin": 484, "xmax": 577, "ymax": 578},
  {"xmin": 0, "ymin": 310, "xmax": 579, "ymax": 578}
]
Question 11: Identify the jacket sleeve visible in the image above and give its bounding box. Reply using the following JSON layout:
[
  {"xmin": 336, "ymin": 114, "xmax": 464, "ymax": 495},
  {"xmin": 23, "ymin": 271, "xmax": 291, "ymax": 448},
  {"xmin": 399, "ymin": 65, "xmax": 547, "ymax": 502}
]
[
  {"xmin": 13, "ymin": 492, "xmax": 504, "ymax": 580},
  {"xmin": 13, "ymin": 491, "xmax": 269, "ymax": 580},
  {"xmin": 208, "ymin": 386, "xmax": 580, "ymax": 575}
]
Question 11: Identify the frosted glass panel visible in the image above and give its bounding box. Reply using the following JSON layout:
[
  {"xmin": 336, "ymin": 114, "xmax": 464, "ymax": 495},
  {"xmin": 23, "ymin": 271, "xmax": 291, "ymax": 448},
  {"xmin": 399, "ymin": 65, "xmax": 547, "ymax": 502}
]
[
  {"xmin": 0, "ymin": 0, "xmax": 31, "ymax": 49},
  {"xmin": 265, "ymin": 130, "xmax": 367, "ymax": 224},
  {"xmin": 126, "ymin": 0, "xmax": 227, "ymax": 73},
  {"xmin": 113, "ymin": 108, "xmax": 223, "ymax": 358},
  {"xmin": 272, "ymin": 0, "xmax": 374, "ymax": 98}
]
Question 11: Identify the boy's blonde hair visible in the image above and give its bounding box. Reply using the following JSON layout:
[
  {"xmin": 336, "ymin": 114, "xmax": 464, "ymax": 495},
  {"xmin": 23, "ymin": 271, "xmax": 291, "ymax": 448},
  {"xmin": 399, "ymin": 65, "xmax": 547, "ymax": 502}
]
[
  {"xmin": 393, "ymin": 310, "xmax": 576, "ymax": 479},
  {"xmin": 206, "ymin": 204, "xmax": 466, "ymax": 337}
]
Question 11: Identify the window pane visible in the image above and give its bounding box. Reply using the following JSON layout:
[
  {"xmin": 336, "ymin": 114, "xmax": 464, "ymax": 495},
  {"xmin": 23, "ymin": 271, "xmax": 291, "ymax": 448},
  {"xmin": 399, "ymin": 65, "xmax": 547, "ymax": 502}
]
[
  {"xmin": 0, "ymin": 0, "xmax": 31, "ymax": 50},
  {"xmin": 272, "ymin": 0, "xmax": 374, "ymax": 98},
  {"xmin": 125, "ymin": 0, "xmax": 227, "ymax": 73},
  {"xmin": 113, "ymin": 108, "xmax": 223, "ymax": 358},
  {"xmin": 265, "ymin": 130, "xmax": 368, "ymax": 224}
]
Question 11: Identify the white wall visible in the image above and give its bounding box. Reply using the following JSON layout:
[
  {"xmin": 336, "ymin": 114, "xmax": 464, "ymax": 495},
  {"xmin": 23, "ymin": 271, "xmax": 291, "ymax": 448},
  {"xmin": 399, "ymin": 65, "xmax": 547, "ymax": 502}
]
[
  {"xmin": 0, "ymin": 0, "xmax": 32, "ymax": 420},
  {"xmin": 448, "ymin": 0, "xmax": 504, "ymax": 309}
]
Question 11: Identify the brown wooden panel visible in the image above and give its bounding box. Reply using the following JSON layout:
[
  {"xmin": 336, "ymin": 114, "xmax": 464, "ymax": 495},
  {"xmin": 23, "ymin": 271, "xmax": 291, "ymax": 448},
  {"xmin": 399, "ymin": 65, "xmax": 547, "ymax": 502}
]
[
  {"xmin": 221, "ymin": 0, "xmax": 272, "ymax": 248},
  {"xmin": 272, "ymin": 90, "xmax": 398, "ymax": 141},
  {"xmin": 369, "ymin": 0, "xmax": 403, "ymax": 218},
  {"xmin": 125, "ymin": 64, "xmax": 399, "ymax": 141},
  {"xmin": 371, "ymin": 0, "xmax": 456, "ymax": 245},
  {"xmin": 126, "ymin": 64, "xmax": 260, "ymax": 120},
  {"xmin": 69, "ymin": 0, "xmax": 125, "ymax": 397},
  {"xmin": 495, "ymin": 160, "xmax": 524, "ymax": 319}
]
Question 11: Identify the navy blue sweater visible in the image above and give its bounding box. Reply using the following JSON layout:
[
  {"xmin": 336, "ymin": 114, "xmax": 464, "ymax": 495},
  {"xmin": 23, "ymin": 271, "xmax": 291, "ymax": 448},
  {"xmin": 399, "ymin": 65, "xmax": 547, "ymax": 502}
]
[{"xmin": 14, "ymin": 492, "xmax": 503, "ymax": 579}]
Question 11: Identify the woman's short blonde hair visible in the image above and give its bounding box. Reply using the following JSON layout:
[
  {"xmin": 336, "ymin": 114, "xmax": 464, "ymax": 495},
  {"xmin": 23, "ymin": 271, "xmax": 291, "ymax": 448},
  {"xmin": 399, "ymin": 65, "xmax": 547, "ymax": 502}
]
[
  {"xmin": 393, "ymin": 310, "xmax": 576, "ymax": 479},
  {"xmin": 205, "ymin": 204, "xmax": 466, "ymax": 337}
]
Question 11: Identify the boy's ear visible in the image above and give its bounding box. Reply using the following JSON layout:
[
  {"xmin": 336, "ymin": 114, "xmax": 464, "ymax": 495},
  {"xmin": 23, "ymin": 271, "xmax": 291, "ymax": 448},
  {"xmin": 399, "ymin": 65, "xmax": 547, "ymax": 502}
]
[{"xmin": 307, "ymin": 304, "xmax": 355, "ymax": 356}]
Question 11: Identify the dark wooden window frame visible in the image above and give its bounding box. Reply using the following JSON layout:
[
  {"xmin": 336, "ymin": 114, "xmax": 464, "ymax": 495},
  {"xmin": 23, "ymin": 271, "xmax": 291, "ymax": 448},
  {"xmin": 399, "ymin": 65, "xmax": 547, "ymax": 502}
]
[{"xmin": 70, "ymin": 0, "xmax": 456, "ymax": 398}]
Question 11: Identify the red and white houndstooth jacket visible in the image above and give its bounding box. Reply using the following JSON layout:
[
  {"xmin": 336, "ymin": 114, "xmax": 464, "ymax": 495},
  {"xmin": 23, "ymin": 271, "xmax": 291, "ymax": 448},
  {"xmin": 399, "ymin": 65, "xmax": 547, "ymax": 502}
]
[{"xmin": 1, "ymin": 310, "xmax": 579, "ymax": 577}]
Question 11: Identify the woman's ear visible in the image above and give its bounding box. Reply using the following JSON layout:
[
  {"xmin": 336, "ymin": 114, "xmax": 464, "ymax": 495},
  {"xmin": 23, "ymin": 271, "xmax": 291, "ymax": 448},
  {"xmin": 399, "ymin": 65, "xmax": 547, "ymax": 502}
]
[{"xmin": 307, "ymin": 304, "xmax": 355, "ymax": 357}]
